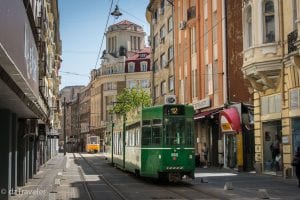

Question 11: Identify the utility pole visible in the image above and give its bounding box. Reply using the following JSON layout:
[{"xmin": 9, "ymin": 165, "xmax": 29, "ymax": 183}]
[{"xmin": 63, "ymin": 97, "xmax": 66, "ymax": 156}]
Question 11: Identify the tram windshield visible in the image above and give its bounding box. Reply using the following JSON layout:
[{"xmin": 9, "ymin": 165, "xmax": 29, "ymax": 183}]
[
  {"xmin": 89, "ymin": 136, "xmax": 98, "ymax": 144},
  {"xmin": 165, "ymin": 117, "xmax": 193, "ymax": 146}
]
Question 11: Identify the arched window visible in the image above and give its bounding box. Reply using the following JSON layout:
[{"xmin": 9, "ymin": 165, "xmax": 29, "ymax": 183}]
[
  {"xmin": 245, "ymin": 6, "xmax": 253, "ymax": 48},
  {"xmin": 263, "ymin": 0, "xmax": 275, "ymax": 43}
]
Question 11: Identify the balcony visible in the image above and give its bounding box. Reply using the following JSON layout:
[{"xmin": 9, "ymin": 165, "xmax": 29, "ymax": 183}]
[
  {"xmin": 288, "ymin": 29, "xmax": 298, "ymax": 54},
  {"xmin": 242, "ymin": 59, "xmax": 282, "ymax": 92}
]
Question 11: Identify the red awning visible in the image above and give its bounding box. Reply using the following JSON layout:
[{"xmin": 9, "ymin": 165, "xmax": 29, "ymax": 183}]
[
  {"xmin": 220, "ymin": 107, "xmax": 241, "ymax": 132},
  {"xmin": 194, "ymin": 107, "xmax": 223, "ymax": 120}
]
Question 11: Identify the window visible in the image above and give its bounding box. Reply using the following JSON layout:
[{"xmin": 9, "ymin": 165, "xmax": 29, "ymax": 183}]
[
  {"xmin": 191, "ymin": 27, "xmax": 196, "ymax": 54},
  {"xmin": 128, "ymin": 80, "xmax": 136, "ymax": 89},
  {"xmin": 168, "ymin": 46, "xmax": 174, "ymax": 61},
  {"xmin": 141, "ymin": 80, "xmax": 150, "ymax": 88},
  {"xmin": 142, "ymin": 127, "xmax": 151, "ymax": 145},
  {"xmin": 290, "ymin": 88, "xmax": 300, "ymax": 110},
  {"xmin": 161, "ymin": 53, "xmax": 167, "ymax": 68},
  {"xmin": 154, "ymin": 85, "xmax": 159, "ymax": 98},
  {"xmin": 154, "ymin": 34, "xmax": 159, "ymax": 49},
  {"xmin": 169, "ymin": 76, "xmax": 174, "ymax": 91},
  {"xmin": 213, "ymin": 60, "xmax": 218, "ymax": 92},
  {"xmin": 204, "ymin": 19, "xmax": 208, "ymax": 48},
  {"xmin": 168, "ymin": 16, "xmax": 173, "ymax": 32},
  {"xmin": 192, "ymin": 69, "xmax": 198, "ymax": 98},
  {"xmin": 212, "ymin": 11, "xmax": 217, "ymax": 44},
  {"xmin": 128, "ymin": 62, "xmax": 135, "ymax": 72},
  {"xmin": 140, "ymin": 62, "xmax": 147, "ymax": 72},
  {"xmin": 154, "ymin": 59, "xmax": 159, "ymax": 72},
  {"xmin": 161, "ymin": 81, "xmax": 166, "ymax": 95},
  {"xmin": 160, "ymin": 25, "xmax": 166, "ymax": 39},
  {"xmin": 261, "ymin": 94, "xmax": 281, "ymax": 115},
  {"xmin": 152, "ymin": 127, "xmax": 161, "ymax": 145},
  {"xmin": 245, "ymin": 6, "xmax": 253, "ymax": 48},
  {"xmin": 205, "ymin": 64, "xmax": 213, "ymax": 95},
  {"xmin": 263, "ymin": 0, "xmax": 275, "ymax": 43}
]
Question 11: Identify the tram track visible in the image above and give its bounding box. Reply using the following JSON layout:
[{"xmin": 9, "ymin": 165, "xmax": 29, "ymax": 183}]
[
  {"xmin": 74, "ymin": 153, "xmax": 128, "ymax": 200},
  {"xmin": 76, "ymin": 153, "xmax": 230, "ymax": 200}
]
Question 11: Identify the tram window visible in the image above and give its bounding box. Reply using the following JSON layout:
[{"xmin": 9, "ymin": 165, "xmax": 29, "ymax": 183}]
[
  {"xmin": 152, "ymin": 119, "xmax": 162, "ymax": 125},
  {"xmin": 142, "ymin": 127, "xmax": 151, "ymax": 145},
  {"xmin": 152, "ymin": 126, "xmax": 161, "ymax": 145},
  {"xmin": 165, "ymin": 117, "xmax": 185, "ymax": 145},
  {"xmin": 142, "ymin": 120, "xmax": 151, "ymax": 126},
  {"xmin": 185, "ymin": 119, "xmax": 193, "ymax": 145}
]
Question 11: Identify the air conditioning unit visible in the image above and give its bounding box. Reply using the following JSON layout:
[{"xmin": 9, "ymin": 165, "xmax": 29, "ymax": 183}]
[
  {"xmin": 164, "ymin": 95, "xmax": 177, "ymax": 104},
  {"xmin": 179, "ymin": 21, "xmax": 186, "ymax": 30}
]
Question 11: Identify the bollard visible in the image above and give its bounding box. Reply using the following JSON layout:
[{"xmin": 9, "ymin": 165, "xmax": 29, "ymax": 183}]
[
  {"xmin": 257, "ymin": 189, "xmax": 270, "ymax": 199},
  {"xmin": 224, "ymin": 182, "xmax": 233, "ymax": 190}
]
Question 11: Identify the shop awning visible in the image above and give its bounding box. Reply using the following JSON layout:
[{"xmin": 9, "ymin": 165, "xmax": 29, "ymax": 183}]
[
  {"xmin": 194, "ymin": 107, "xmax": 223, "ymax": 120},
  {"xmin": 220, "ymin": 107, "xmax": 241, "ymax": 132}
]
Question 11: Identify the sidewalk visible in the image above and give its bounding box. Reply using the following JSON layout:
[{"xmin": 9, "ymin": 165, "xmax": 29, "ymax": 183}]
[
  {"xmin": 10, "ymin": 153, "xmax": 66, "ymax": 200},
  {"xmin": 192, "ymin": 166, "xmax": 300, "ymax": 199}
]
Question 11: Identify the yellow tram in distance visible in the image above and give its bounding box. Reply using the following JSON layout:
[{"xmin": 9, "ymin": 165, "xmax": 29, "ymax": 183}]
[{"xmin": 85, "ymin": 135, "xmax": 100, "ymax": 153}]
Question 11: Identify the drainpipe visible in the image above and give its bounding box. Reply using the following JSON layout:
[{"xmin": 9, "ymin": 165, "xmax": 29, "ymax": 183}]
[{"xmin": 222, "ymin": 0, "xmax": 229, "ymax": 106}]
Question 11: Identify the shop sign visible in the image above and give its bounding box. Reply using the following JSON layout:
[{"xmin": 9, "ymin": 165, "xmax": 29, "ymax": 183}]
[
  {"xmin": 0, "ymin": 0, "xmax": 39, "ymax": 98},
  {"xmin": 193, "ymin": 98, "xmax": 210, "ymax": 110},
  {"xmin": 220, "ymin": 115, "xmax": 234, "ymax": 132},
  {"xmin": 282, "ymin": 136, "xmax": 289, "ymax": 144}
]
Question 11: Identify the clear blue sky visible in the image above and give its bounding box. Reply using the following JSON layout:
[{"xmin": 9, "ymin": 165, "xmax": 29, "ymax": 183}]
[{"xmin": 58, "ymin": 0, "xmax": 150, "ymax": 89}]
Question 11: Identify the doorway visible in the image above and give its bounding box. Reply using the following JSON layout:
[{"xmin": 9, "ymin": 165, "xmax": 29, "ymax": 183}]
[
  {"xmin": 262, "ymin": 121, "xmax": 282, "ymax": 174},
  {"xmin": 224, "ymin": 133, "xmax": 237, "ymax": 169}
]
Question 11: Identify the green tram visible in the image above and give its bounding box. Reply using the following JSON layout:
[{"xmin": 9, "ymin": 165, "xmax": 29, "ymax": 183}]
[{"xmin": 106, "ymin": 104, "xmax": 195, "ymax": 182}]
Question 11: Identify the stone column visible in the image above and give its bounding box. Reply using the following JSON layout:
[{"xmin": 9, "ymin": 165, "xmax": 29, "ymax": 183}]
[
  {"xmin": 0, "ymin": 109, "xmax": 12, "ymax": 200},
  {"xmin": 11, "ymin": 113, "xmax": 18, "ymax": 193},
  {"xmin": 17, "ymin": 119, "xmax": 27, "ymax": 186}
]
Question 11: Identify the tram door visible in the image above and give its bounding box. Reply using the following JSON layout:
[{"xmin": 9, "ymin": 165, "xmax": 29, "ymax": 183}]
[{"xmin": 224, "ymin": 133, "xmax": 237, "ymax": 169}]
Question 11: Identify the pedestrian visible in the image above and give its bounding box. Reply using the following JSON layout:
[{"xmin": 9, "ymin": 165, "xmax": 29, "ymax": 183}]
[
  {"xmin": 270, "ymin": 134, "xmax": 280, "ymax": 169},
  {"xmin": 292, "ymin": 146, "xmax": 300, "ymax": 187},
  {"xmin": 202, "ymin": 143, "xmax": 208, "ymax": 168}
]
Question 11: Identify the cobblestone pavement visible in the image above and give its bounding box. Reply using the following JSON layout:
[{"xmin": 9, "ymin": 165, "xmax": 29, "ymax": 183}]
[{"xmin": 9, "ymin": 153, "xmax": 300, "ymax": 200}]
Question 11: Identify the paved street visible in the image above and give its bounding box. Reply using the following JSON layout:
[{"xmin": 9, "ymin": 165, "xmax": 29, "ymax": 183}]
[{"xmin": 8, "ymin": 153, "xmax": 300, "ymax": 200}]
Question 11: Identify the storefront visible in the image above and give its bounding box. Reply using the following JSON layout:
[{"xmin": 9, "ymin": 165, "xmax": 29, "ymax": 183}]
[
  {"xmin": 292, "ymin": 118, "xmax": 300, "ymax": 155},
  {"xmin": 194, "ymin": 107, "xmax": 223, "ymax": 167},
  {"xmin": 220, "ymin": 107, "xmax": 243, "ymax": 170}
]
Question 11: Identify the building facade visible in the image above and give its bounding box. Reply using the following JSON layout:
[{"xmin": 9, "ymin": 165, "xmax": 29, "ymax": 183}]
[
  {"xmin": 242, "ymin": 0, "xmax": 300, "ymax": 177},
  {"xmin": 89, "ymin": 20, "xmax": 152, "ymax": 152},
  {"xmin": 59, "ymin": 86, "xmax": 84, "ymax": 152},
  {"xmin": 146, "ymin": 0, "xmax": 175, "ymax": 105},
  {"xmin": 0, "ymin": 0, "xmax": 62, "ymax": 199},
  {"xmin": 172, "ymin": 0, "xmax": 253, "ymax": 170}
]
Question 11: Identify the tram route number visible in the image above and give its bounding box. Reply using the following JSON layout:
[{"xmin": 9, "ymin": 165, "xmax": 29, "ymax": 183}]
[{"xmin": 171, "ymin": 153, "xmax": 178, "ymax": 157}]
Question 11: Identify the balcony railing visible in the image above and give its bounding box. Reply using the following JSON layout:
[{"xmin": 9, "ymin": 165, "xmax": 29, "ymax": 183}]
[
  {"xmin": 187, "ymin": 6, "xmax": 196, "ymax": 21},
  {"xmin": 288, "ymin": 29, "xmax": 298, "ymax": 54}
]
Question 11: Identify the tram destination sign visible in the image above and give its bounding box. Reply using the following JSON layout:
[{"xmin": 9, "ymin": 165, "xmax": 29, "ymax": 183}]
[{"xmin": 164, "ymin": 105, "xmax": 185, "ymax": 115}]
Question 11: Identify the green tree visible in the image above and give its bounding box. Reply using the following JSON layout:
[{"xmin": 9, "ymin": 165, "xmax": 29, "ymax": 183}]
[{"xmin": 111, "ymin": 88, "xmax": 151, "ymax": 115}]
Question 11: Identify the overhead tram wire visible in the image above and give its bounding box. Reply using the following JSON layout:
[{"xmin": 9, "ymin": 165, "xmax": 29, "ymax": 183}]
[
  {"xmin": 60, "ymin": 71, "xmax": 89, "ymax": 77},
  {"xmin": 93, "ymin": 0, "xmax": 115, "ymax": 69}
]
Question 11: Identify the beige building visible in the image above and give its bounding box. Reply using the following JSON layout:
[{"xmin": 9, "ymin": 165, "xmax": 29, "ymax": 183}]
[
  {"xmin": 89, "ymin": 20, "xmax": 151, "ymax": 145},
  {"xmin": 242, "ymin": 0, "xmax": 300, "ymax": 177},
  {"xmin": 146, "ymin": 0, "xmax": 175, "ymax": 105}
]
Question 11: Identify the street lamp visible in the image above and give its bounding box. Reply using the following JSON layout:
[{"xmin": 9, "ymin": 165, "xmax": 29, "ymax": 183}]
[{"xmin": 111, "ymin": 5, "xmax": 122, "ymax": 19}]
